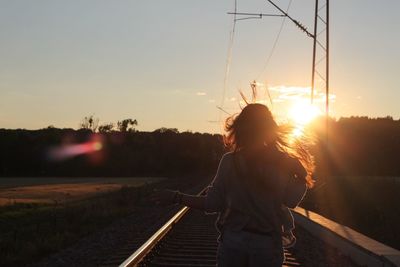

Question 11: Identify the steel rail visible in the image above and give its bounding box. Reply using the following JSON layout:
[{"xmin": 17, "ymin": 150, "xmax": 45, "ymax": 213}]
[
  {"xmin": 119, "ymin": 206, "xmax": 189, "ymax": 267},
  {"xmin": 119, "ymin": 188, "xmax": 207, "ymax": 267}
]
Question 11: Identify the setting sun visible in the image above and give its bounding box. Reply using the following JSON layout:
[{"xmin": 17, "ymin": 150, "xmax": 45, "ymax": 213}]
[{"xmin": 289, "ymin": 101, "xmax": 322, "ymax": 125}]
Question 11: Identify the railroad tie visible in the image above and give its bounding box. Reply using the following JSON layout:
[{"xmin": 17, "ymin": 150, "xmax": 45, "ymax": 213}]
[{"xmin": 139, "ymin": 210, "xmax": 302, "ymax": 267}]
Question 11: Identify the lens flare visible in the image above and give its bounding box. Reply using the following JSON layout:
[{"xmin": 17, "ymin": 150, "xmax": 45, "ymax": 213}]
[
  {"xmin": 286, "ymin": 101, "xmax": 321, "ymax": 143},
  {"xmin": 47, "ymin": 140, "xmax": 103, "ymax": 161},
  {"xmin": 289, "ymin": 101, "xmax": 321, "ymax": 125}
]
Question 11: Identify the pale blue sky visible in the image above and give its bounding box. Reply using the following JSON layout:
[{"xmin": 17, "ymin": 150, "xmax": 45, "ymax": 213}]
[{"xmin": 0, "ymin": 0, "xmax": 399, "ymax": 133}]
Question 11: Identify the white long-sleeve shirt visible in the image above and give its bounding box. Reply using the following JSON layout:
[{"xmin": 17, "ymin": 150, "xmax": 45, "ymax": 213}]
[{"xmin": 204, "ymin": 148, "xmax": 307, "ymax": 235}]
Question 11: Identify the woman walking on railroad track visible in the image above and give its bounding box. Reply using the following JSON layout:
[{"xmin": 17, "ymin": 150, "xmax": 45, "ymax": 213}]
[{"xmin": 156, "ymin": 102, "xmax": 314, "ymax": 267}]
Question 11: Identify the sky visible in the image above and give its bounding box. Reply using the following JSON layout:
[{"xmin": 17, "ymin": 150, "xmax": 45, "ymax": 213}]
[{"xmin": 0, "ymin": 0, "xmax": 399, "ymax": 133}]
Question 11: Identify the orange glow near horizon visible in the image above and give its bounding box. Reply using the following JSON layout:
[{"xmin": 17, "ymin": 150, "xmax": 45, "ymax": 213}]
[
  {"xmin": 288, "ymin": 101, "xmax": 322, "ymax": 126},
  {"xmin": 232, "ymin": 83, "xmax": 326, "ymax": 141},
  {"xmin": 286, "ymin": 101, "xmax": 322, "ymax": 142}
]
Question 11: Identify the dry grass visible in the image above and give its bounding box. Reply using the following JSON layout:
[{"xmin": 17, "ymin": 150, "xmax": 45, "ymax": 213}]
[
  {"xmin": 0, "ymin": 177, "xmax": 169, "ymax": 267},
  {"xmin": 0, "ymin": 177, "xmax": 164, "ymax": 207}
]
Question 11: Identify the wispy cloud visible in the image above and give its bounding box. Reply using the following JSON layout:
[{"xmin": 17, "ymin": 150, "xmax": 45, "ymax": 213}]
[{"xmin": 269, "ymin": 85, "xmax": 336, "ymax": 103}]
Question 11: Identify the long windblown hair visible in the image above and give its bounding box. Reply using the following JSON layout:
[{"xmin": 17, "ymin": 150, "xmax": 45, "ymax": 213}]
[{"xmin": 223, "ymin": 90, "xmax": 315, "ymax": 188}]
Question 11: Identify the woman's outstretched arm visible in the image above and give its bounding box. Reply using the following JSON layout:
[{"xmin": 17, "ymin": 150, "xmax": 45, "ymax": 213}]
[
  {"xmin": 152, "ymin": 189, "xmax": 206, "ymax": 210},
  {"xmin": 153, "ymin": 153, "xmax": 228, "ymax": 212},
  {"xmin": 178, "ymin": 193, "xmax": 206, "ymax": 210}
]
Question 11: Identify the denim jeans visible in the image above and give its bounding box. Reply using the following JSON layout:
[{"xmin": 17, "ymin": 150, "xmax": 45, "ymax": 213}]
[{"xmin": 217, "ymin": 229, "xmax": 284, "ymax": 267}]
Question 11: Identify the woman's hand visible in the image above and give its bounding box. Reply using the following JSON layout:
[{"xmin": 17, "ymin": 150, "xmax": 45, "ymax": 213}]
[{"xmin": 151, "ymin": 189, "xmax": 178, "ymax": 205}]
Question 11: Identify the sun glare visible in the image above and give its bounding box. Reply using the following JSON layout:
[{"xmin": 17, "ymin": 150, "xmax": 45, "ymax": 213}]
[{"xmin": 289, "ymin": 101, "xmax": 321, "ymax": 125}]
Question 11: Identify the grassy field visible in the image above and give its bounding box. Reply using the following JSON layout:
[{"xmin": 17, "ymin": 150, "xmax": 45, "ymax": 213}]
[
  {"xmin": 0, "ymin": 177, "xmax": 164, "ymax": 206},
  {"xmin": 302, "ymin": 176, "xmax": 400, "ymax": 250},
  {"xmin": 0, "ymin": 177, "xmax": 166, "ymax": 267}
]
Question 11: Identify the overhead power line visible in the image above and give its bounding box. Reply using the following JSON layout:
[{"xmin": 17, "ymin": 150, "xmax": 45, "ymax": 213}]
[
  {"xmin": 220, "ymin": 0, "xmax": 237, "ymax": 112},
  {"xmin": 256, "ymin": 0, "xmax": 293, "ymax": 81},
  {"xmin": 265, "ymin": 0, "xmax": 314, "ymax": 38}
]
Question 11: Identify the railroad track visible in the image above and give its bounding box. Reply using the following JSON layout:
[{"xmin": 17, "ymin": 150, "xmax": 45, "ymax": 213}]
[
  {"xmin": 101, "ymin": 188, "xmax": 360, "ymax": 267},
  {"xmin": 116, "ymin": 207, "xmax": 302, "ymax": 267},
  {"xmin": 139, "ymin": 210, "xmax": 301, "ymax": 267}
]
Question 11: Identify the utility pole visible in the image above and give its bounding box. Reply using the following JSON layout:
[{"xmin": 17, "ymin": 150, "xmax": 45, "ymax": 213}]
[
  {"xmin": 311, "ymin": 0, "xmax": 330, "ymax": 141},
  {"xmin": 228, "ymin": 0, "xmax": 331, "ymax": 181},
  {"xmin": 228, "ymin": 0, "xmax": 330, "ymax": 131},
  {"xmin": 326, "ymin": 0, "xmax": 330, "ymax": 142},
  {"xmin": 311, "ymin": 0, "xmax": 318, "ymax": 104}
]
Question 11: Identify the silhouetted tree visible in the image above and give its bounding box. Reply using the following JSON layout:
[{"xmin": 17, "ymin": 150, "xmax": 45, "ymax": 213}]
[
  {"xmin": 79, "ymin": 115, "xmax": 99, "ymax": 132},
  {"xmin": 98, "ymin": 123, "xmax": 114, "ymax": 133},
  {"xmin": 3, "ymin": 115, "xmax": 400, "ymax": 180},
  {"xmin": 117, "ymin": 119, "xmax": 138, "ymax": 132},
  {"xmin": 153, "ymin": 127, "xmax": 179, "ymax": 134}
]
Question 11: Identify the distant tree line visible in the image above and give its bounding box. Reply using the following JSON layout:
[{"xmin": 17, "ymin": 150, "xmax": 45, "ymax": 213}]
[
  {"xmin": 1, "ymin": 116, "xmax": 400, "ymax": 178},
  {"xmin": 79, "ymin": 114, "xmax": 138, "ymax": 133},
  {"xmin": 313, "ymin": 116, "xmax": 400, "ymax": 177},
  {"xmin": 0, "ymin": 126, "xmax": 223, "ymax": 177},
  {"xmin": 302, "ymin": 116, "xmax": 400, "ymax": 250}
]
